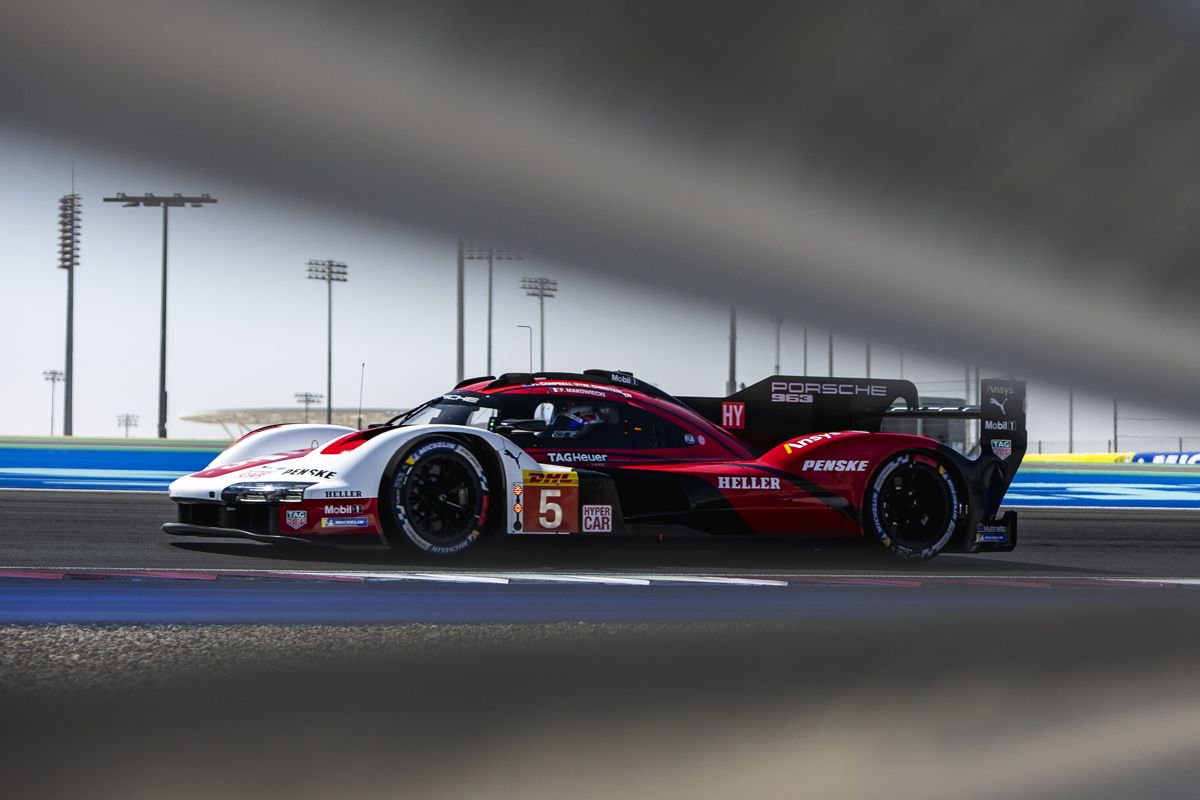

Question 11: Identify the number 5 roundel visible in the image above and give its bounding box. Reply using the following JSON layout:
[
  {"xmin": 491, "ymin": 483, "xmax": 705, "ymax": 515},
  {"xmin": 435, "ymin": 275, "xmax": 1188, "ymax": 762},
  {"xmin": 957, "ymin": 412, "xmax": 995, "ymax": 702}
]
[{"xmin": 520, "ymin": 470, "xmax": 580, "ymax": 533}]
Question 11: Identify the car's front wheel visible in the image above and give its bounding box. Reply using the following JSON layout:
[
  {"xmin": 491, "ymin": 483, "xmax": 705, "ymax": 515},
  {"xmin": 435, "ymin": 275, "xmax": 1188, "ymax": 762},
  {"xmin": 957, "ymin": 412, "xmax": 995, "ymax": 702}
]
[
  {"xmin": 383, "ymin": 438, "xmax": 490, "ymax": 554},
  {"xmin": 864, "ymin": 451, "xmax": 962, "ymax": 559}
]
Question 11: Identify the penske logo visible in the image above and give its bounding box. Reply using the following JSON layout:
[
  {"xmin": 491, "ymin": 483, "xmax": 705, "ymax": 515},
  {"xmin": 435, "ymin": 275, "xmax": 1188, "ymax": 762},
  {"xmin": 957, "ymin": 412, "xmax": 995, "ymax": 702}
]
[{"xmin": 802, "ymin": 459, "xmax": 869, "ymax": 473}]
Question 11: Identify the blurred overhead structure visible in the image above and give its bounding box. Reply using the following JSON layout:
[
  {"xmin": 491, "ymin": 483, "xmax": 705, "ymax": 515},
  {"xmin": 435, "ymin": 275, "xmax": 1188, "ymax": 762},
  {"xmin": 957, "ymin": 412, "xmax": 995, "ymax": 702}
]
[{"xmin": 9, "ymin": 2, "xmax": 1200, "ymax": 407}]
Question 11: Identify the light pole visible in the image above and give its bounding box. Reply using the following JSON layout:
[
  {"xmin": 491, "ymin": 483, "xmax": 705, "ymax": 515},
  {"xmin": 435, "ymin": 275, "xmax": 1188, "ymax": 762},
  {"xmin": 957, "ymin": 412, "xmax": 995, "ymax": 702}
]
[
  {"xmin": 865, "ymin": 339, "xmax": 872, "ymax": 378},
  {"xmin": 43, "ymin": 370, "xmax": 64, "ymax": 436},
  {"xmin": 517, "ymin": 325, "xmax": 534, "ymax": 372},
  {"xmin": 774, "ymin": 317, "xmax": 781, "ymax": 374},
  {"xmin": 103, "ymin": 192, "xmax": 217, "ymax": 438},
  {"xmin": 116, "ymin": 413, "xmax": 139, "ymax": 438},
  {"xmin": 727, "ymin": 306, "xmax": 738, "ymax": 395},
  {"xmin": 295, "ymin": 392, "xmax": 323, "ymax": 423},
  {"xmin": 306, "ymin": 260, "xmax": 348, "ymax": 424},
  {"xmin": 462, "ymin": 241, "xmax": 521, "ymax": 377},
  {"xmin": 58, "ymin": 193, "xmax": 81, "ymax": 436},
  {"xmin": 1068, "ymin": 387, "xmax": 1075, "ymax": 454},
  {"xmin": 803, "ymin": 323, "xmax": 808, "ymax": 374},
  {"xmin": 520, "ymin": 276, "xmax": 558, "ymax": 371},
  {"xmin": 828, "ymin": 331, "xmax": 835, "ymax": 376}
]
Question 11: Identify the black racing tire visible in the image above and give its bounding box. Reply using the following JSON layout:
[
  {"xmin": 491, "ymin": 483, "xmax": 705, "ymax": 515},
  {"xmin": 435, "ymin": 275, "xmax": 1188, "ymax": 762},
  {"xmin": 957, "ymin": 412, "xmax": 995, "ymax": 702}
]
[
  {"xmin": 864, "ymin": 451, "xmax": 963, "ymax": 560},
  {"xmin": 382, "ymin": 437, "xmax": 491, "ymax": 554}
]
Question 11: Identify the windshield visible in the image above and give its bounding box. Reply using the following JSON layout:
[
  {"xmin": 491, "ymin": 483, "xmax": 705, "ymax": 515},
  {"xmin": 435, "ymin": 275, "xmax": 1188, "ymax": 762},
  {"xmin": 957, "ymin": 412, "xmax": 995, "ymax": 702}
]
[{"xmin": 390, "ymin": 395, "xmax": 498, "ymax": 430}]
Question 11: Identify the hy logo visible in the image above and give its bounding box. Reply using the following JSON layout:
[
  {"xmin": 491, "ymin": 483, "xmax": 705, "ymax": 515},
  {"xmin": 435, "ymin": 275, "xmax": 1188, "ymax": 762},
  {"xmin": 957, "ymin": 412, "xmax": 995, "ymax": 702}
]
[{"xmin": 989, "ymin": 396, "xmax": 1009, "ymax": 415}]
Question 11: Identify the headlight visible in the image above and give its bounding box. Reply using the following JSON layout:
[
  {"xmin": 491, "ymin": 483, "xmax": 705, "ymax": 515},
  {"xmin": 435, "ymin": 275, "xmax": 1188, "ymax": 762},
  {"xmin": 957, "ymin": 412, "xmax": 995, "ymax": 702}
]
[{"xmin": 221, "ymin": 482, "xmax": 316, "ymax": 504}]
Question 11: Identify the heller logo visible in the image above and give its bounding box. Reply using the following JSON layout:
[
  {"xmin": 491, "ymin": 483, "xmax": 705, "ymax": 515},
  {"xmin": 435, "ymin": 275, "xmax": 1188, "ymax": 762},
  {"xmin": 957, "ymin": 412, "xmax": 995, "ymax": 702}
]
[
  {"xmin": 721, "ymin": 401, "xmax": 746, "ymax": 429},
  {"xmin": 582, "ymin": 504, "xmax": 613, "ymax": 533},
  {"xmin": 284, "ymin": 510, "xmax": 307, "ymax": 530},
  {"xmin": 717, "ymin": 475, "xmax": 781, "ymax": 491},
  {"xmin": 991, "ymin": 439, "xmax": 1013, "ymax": 460},
  {"xmin": 801, "ymin": 459, "xmax": 869, "ymax": 473}
]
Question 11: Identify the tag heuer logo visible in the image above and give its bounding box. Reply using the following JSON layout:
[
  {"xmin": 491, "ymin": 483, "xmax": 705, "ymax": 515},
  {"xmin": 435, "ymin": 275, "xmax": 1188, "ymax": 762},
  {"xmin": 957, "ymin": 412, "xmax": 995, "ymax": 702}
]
[
  {"xmin": 285, "ymin": 510, "xmax": 308, "ymax": 530},
  {"xmin": 991, "ymin": 439, "xmax": 1013, "ymax": 460}
]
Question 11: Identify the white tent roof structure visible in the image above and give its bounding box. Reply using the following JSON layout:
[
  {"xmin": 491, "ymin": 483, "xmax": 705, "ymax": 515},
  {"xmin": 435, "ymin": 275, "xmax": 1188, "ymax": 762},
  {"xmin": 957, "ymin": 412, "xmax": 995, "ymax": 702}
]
[{"xmin": 181, "ymin": 408, "xmax": 406, "ymax": 439}]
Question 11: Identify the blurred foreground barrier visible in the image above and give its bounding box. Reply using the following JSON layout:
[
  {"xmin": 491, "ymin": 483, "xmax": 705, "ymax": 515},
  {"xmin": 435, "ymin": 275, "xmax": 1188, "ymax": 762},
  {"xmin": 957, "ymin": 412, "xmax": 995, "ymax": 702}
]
[
  {"xmin": 1023, "ymin": 452, "xmax": 1132, "ymax": 464},
  {"xmin": 0, "ymin": 437, "xmax": 221, "ymax": 491}
]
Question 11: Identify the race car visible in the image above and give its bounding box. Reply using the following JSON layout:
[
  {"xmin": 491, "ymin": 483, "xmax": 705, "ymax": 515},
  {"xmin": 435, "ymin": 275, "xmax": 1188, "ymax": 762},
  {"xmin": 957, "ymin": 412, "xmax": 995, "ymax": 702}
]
[{"xmin": 164, "ymin": 370, "xmax": 1027, "ymax": 558}]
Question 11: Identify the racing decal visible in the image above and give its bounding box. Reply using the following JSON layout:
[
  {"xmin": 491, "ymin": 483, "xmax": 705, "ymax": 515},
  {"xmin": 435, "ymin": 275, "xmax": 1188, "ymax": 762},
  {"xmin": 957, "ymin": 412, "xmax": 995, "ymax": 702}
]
[
  {"xmin": 782, "ymin": 432, "xmax": 848, "ymax": 455},
  {"xmin": 320, "ymin": 516, "xmax": 371, "ymax": 528},
  {"xmin": 717, "ymin": 475, "xmax": 781, "ymax": 491},
  {"xmin": 721, "ymin": 401, "xmax": 745, "ymax": 429},
  {"xmin": 280, "ymin": 467, "xmax": 337, "ymax": 479},
  {"xmin": 321, "ymin": 490, "xmax": 363, "ymax": 498},
  {"xmin": 285, "ymin": 510, "xmax": 308, "ymax": 530},
  {"xmin": 521, "ymin": 470, "xmax": 579, "ymax": 533},
  {"xmin": 190, "ymin": 449, "xmax": 312, "ymax": 479},
  {"xmin": 582, "ymin": 504, "xmax": 613, "ymax": 533},
  {"xmin": 546, "ymin": 452, "xmax": 608, "ymax": 464},
  {"xmin": 801, "ymin": 459, "xmax": 869, "ymax": 473},
  {"xmin": 323, "ymin": 503, "xmax": 366, "ymax": 515},
  {"xmin": 770, "ymin": 380, "xmax": 889, "ymax": 399},
  {"xmin": 990, "ymin": 439, "xmax": 1013, "ymax": 460},
  {"xmin": 976, "ymin": 521, "xmax": 1009, "ymax": 544}
]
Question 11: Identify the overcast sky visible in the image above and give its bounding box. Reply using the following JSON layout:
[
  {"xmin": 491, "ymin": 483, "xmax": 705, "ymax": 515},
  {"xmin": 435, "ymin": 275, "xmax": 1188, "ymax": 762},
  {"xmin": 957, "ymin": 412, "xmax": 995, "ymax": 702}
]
[{"xmin": 2, "ymin": 122, "xmax": 1126, "ymax": 447}]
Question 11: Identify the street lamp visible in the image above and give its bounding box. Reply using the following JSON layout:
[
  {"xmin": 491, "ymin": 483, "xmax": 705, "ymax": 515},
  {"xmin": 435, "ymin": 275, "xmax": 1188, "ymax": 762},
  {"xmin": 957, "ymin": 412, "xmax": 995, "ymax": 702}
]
[
  {"xmin": 461, "ymin": 241, "xmax": 521, "ymax": 377},
  {"xmin": 116, "ymin": 413, "xmax": 139, "ymax": 438},
  {"xmin": 295, "ymin": 391, "xmax": 323, "ymax": 423},
  {"xmin": 520, "ymin": 276, "xmax": 558, "ymax": 372},
  {"xmin": 58, "ymin": 193, "xmax": 81, "ymax": 436},
  {"xmin": 103, "ymin": 192, "xmax": 218, "ymax": 438},
  {"xmin": 306, "ymin": 260, "xmax": 348, "ymax": 424},
  {"xmin": 516, "ymin": 325, "xmax": 533, "ymax": 372},
  {"xmin": 42, "ymin": 370, "xmax": 64, "ymax": 436}
]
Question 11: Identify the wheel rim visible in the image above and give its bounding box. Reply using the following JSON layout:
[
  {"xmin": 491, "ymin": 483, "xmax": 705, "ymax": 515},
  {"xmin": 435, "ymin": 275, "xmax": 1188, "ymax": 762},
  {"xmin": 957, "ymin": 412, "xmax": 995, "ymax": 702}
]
[
  {"xmin": 398, "ymin": 452, "xmax": 481, "ymax": 545},
  {"xmin": 877, "ymin": 462, "xmax": 952, "ymax": 549}
]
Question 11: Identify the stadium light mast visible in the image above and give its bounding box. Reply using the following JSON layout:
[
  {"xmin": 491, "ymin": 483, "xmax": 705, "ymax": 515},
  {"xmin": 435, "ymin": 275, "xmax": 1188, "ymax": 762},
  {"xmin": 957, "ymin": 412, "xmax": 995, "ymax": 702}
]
[
  {"xmin": 295, "ymin": 391, "xmax": 323, "ymax": 423},
  {"xmin": 103, "ymin": 192, "xmax": 217, "ymax": 439},
  {"xmin": 306, "ymin": 260, "xmax": 348, "ymax": 424},
  {"xmin": 58, "ymin": 193, "xmax": 81, "ymax": 436},
  {"xmin": 43, "ymin": 370, "xmax": 64, "ymax": 436},
  {"xmin": 116, "ymin": 413, "xmax": 139, "ymax": 438},
  {"xmin": 520, "ymin": 276, "xmax": 558, "ymax": 371},
  {"xmin": 727, "ymin": 306, "xmax": 738, "ymax": 395},
  {"xmin": 462, "ymin": 241, "xmax": 522, "ymax": 376}
]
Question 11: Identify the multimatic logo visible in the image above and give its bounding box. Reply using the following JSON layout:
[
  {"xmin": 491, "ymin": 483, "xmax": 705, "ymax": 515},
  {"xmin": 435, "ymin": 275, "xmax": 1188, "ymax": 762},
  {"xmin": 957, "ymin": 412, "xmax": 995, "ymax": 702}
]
[{"xmin": 717, "ymin": 476, "xmax": 781, "ymax": 491}]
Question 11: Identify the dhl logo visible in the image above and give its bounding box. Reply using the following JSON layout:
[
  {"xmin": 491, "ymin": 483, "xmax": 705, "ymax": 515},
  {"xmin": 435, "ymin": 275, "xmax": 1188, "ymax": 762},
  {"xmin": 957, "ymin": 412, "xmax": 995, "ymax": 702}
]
[{"xmin": 522, "ymin": 470, "xmax": 579, "ymax": 486}]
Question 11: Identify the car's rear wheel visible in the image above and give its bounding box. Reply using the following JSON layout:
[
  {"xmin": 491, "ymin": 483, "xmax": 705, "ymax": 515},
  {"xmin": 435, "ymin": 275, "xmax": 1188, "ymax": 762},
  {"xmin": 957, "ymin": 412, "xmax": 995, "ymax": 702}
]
[
  {"xmin": 384, "ymin": 438, "xmax": 490, "ymax": 554},
  {"xmin": 864, "ymin": 452, "xmax": 961, "ymax": 559}
]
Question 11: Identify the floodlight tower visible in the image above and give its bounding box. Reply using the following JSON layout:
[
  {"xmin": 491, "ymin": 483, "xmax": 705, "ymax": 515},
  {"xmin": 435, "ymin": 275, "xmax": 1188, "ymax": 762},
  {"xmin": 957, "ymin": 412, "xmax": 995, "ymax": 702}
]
[
  {"xmin": 306, "ymin": 260, "xmax": 348, "ymax": 424},
  {"xmin": 43, "ymin": 370, "xmax": 64, "ymax": 436},
  {"xmin": 103, "ymin": 192, "xmax": 218, "ymax": 439},
  {"xmin": 461, "ymin": 241, "xmax": 522, "ymax": 377},
  {"xmin": 58, "ymin": 194, "xmax": 81, "ymax": 436},
  {"xmin": 295, "ymin": 391, "xmax": 323, "ymax": 423},
  {"xmin": 520, "ymin": 276, "xmax": 558, "ymax": 372},
  {"xmin": 116, "ymin": 413, "xmax": 139, "ymax": 438}
]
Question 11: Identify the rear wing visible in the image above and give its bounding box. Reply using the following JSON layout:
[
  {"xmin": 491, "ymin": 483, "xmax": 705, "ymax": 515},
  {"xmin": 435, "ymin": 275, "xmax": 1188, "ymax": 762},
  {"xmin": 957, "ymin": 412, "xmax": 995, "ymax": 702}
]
[{"xmin": 679, "ymin": 375, "xmax": 1027, "ymax": 468}]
